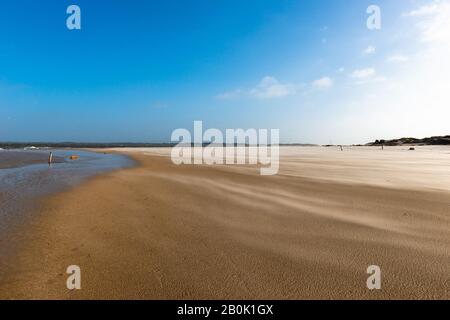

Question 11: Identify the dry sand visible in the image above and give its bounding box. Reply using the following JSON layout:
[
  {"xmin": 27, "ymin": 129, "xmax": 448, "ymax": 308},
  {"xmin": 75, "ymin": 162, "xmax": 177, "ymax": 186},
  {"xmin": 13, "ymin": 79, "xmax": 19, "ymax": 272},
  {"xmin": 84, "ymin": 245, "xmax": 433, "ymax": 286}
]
[{"xmin": 0, "ymin": 146, "xmax": 449, "ymax": 299}]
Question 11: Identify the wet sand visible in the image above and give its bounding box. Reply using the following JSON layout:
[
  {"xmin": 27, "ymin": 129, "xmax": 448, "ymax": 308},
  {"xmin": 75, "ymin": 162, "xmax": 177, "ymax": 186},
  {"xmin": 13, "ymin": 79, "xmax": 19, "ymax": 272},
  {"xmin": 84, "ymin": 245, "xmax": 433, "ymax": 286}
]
[
  {"xmin": 0, "ymin": 146, "xmax": 449, "ymax": 299},
  {"xmin": 0, "ymin": 149, "xmax": 134, "ymax": 291},
  {"xmin": 0, "ymin": 149, "xmax": 133, "ymax": 226}
]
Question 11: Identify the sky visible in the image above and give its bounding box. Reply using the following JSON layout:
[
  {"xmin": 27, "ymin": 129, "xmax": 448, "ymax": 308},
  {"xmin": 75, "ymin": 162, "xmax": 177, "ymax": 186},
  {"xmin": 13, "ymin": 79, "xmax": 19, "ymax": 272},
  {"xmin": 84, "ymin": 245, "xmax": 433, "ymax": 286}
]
[{"xmin": 0, "ymin": 0, "xmax": 449, "ymax": 144}]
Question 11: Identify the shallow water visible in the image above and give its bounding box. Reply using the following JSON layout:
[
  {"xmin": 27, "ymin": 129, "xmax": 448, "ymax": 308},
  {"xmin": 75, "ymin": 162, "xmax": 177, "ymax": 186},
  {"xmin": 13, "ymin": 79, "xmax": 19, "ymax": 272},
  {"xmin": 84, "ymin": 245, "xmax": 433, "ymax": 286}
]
[
  {"xmin": 0, "ymin": 149, "xmax": 135, "ymax": 233},
  {"xmin": 0, "ymin": 150, "xmax": 65, "ymax": 169}
]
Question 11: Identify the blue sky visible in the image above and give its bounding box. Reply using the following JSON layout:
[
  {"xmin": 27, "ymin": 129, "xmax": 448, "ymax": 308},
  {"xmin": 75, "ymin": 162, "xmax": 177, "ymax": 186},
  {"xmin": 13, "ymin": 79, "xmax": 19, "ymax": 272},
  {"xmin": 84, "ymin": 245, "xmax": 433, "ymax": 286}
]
[{"xmin": 0, "ymin": 0, "xmax": 449, "ymax": 144}]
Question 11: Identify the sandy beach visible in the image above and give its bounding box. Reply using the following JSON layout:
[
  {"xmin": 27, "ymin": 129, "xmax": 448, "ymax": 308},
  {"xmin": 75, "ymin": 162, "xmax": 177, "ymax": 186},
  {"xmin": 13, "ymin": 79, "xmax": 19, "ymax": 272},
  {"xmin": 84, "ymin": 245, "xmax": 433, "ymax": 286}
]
[{"xmin": 0, "ymin": 146, "xmax": 449, "ymax": 299}]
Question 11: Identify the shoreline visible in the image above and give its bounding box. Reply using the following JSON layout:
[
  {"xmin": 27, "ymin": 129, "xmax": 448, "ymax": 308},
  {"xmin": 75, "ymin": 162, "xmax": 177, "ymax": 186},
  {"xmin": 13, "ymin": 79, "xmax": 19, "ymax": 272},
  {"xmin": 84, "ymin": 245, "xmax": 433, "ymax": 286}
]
[
  {"xmin": 0, "ymin": 149, "xmax": 137, "ymax": 293},
  {"xmin": 0, "ymin": 147, "xmax": 449, "ymax": 299}
]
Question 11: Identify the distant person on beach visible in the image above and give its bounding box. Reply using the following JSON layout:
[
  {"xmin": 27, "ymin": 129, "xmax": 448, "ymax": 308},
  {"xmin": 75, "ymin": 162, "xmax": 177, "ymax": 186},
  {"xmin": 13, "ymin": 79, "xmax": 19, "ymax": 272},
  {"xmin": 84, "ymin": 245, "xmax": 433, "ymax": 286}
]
[{"xmin": 48, "ymin": 152, "xmax": 53, "ymax": 166}]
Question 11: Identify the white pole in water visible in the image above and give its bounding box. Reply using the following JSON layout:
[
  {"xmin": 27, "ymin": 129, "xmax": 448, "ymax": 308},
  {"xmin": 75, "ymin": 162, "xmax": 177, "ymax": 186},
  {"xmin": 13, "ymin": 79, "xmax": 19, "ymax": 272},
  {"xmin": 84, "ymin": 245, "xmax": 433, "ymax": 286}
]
[{"xmin": 48, "ymin": 152, "xmax": 53, "ymax": 165}]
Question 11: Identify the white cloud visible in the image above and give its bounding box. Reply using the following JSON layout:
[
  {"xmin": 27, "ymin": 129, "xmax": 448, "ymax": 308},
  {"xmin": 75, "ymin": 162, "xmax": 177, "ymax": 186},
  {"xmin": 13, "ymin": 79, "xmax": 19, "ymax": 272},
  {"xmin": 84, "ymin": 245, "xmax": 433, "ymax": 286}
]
[
  {"xmin": 349, "ymin": 68, "xmax": 385, "ymax": 85},
  {"xmin": 218, "ymin": 74, "xmax": 335, "ymax": 101},
  {"xmin": 350, "ymin": 68, "xmax": 376, "ymax": 79},
  {"xmin": 216, "ymin": 89, "xmax": 242, "ymax": 100},
  {"xmin": 402, "ymin": 1, "xmax": 450, "ymax": 46},
  {"xmin": 312, "ymin": 77, "xmax": 333, "ymax": 89},
  {"xmin": 418, "ymin": 2, "xmax": 450, "ymax": 45},
  {"xmin": 249, "ymin": 76, "xmax": 295, "ymax": 99},
  {"xmin": 404, "ymin": 3, "xmax": 439, "ymax": 17},
  {"xmin": 387, "ymin": 54, "xmax": 409, "ymax": 63},
  {"xmin": 363, "ymin": 45, "xmax": 376, "ymax": 55},
  {"xmin": 331, "ymin": 1, "xmax": 450, "ymax": 142}
]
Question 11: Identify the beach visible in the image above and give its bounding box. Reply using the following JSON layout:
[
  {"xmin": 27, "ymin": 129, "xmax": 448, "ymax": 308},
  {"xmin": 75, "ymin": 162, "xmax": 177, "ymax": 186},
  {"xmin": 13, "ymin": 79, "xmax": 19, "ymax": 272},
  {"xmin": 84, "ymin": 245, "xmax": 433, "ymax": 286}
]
[
  {"xmin": 0, "ymin": 149, "xmax": 134, "ymax": 291},
  {"xmin": 0, "ymin": 146, "xmax": 449, "ymax": 299}
]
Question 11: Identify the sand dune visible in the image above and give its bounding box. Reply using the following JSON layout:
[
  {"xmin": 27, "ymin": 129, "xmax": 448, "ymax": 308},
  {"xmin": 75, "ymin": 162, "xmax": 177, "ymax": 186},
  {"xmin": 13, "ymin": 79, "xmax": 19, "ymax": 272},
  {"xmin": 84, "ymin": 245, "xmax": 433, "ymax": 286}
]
[{"xmin": 0, "ymin": 146, "xmax": 449, "ymax": 299}]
